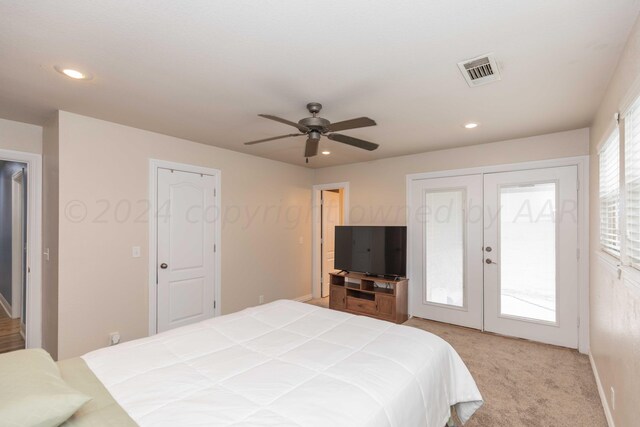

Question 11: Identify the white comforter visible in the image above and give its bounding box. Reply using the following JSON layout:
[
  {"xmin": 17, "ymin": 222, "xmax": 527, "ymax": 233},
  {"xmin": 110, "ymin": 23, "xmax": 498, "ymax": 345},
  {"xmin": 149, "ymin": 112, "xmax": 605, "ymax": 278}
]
[{"xmin": 83, "ymin": 300, "xmax": 482, "ymax": 426}]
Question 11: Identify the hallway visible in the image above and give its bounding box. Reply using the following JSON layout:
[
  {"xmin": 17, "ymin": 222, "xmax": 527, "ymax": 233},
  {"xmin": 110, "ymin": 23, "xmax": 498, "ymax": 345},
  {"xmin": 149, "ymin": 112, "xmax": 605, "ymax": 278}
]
[{"xmin": 0, "ymin": 308, "xmax": 24, "ymax": 354}]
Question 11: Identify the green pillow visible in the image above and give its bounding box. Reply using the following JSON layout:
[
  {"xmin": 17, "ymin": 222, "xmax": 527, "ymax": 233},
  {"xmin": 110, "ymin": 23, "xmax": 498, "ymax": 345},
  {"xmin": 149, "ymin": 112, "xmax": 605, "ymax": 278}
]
[{"xmin": 0, "ymin": 349, "xmax": 91, "ymax": 427}]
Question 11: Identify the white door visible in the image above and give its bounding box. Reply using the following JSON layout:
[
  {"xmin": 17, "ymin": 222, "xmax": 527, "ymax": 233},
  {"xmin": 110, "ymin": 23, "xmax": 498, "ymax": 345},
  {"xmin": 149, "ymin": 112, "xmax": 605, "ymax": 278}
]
[
  {"xmin": 483, "ymin": 166, "xmax": 578, "ymax": 348},
  {"xmin": 157, "ymin": 168, "xmax": 216, "ymax": 333},
  {"xmin": 321, "ymin": 190, "xmax": 342, "ymax": 297},
  {"xmin": 409, "ymin": 174, "xmax": 484, "ymax": 329}
]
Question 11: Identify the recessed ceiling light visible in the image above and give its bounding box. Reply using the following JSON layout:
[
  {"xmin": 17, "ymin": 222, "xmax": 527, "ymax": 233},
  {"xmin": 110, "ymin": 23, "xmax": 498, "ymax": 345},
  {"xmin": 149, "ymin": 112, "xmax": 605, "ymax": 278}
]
[
  {"xmin": 321, "ymin": 151, "xmax": 331, "ymax": 155},
  {"xmin": 54, "ymin": 66, "xmax": 91, "ymax": 80},
  {"xmin": 464, "ymin": 123, "xmax": 479, "ymax": 129}
]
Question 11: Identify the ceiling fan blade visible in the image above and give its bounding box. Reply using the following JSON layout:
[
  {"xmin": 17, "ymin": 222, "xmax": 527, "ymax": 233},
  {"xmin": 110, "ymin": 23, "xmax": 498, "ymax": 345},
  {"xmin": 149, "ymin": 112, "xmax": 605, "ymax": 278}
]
[
  {"xmin": 304, "ymin": 138, "xmax": 320, "ymax": 157},
  {"xmin": 258, "ymin": 114, "xmax": 309, "ymax": 132},
  {"xmin": 325, "ymin": 117, "xmax": 376, "ymax": 132},
  {"xmin": 244, "ymin": 133, "xmax": 301, "ymax": 145},
  {"xmin": 327, "ymin": 133, "xmax": 379, "ymax": 151}
]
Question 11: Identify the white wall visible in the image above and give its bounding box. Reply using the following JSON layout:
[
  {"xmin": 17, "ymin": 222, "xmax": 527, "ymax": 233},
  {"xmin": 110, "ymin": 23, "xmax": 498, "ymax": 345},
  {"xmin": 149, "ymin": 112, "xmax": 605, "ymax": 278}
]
[
  {"xmin": 314, "ymin": 128, "xmax": 589, "ymax": 225},
  {"xmin": 588, "ymin": 16, "xmax": 640, "ymax": 427},
  {"xmin": 0, "ymin": 118, "xmax": 42, "ymax": 154},
  {"xmin": 53, "ymin": 112, "xmax": 313, "ymax": 359}
]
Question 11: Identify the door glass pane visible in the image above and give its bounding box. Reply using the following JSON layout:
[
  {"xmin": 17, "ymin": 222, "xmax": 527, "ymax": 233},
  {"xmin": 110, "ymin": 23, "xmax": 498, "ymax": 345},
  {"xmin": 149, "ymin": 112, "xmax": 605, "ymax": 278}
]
[
  {"xmin": 425, "ymin": 190, "xmax": 464, "ymax": 307},
  {"xmin": 499, "ymin": 183, "xmax": 556, "ymax": 322}
]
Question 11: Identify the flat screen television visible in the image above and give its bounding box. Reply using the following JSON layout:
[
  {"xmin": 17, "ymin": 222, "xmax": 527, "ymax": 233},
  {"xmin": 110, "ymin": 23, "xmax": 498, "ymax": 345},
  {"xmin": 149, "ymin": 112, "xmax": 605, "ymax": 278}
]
[{"xmin": 334, "ymin": 226, "xmax": 407, "ymax": 277}]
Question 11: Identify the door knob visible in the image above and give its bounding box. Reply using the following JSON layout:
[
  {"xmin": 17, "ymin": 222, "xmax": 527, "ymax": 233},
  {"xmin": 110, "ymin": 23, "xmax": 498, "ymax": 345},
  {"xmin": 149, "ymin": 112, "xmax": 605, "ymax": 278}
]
[
  {"xmin": 485, "ymin": 258, "xmax": 497, "ymax": 265},
  {"xmin": 160, "ymin": 263, "xmax": 168, "ymax": 269},
  {"xmin": 485, "ymin": 246, "xmax": 492, "ymax": 252}
]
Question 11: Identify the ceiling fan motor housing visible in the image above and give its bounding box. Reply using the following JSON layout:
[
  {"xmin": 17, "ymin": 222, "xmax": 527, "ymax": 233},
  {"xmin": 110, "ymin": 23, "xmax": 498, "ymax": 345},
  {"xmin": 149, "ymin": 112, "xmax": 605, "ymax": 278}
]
[{"xmin": 299, "ymin": 116, "xmax": 330, "ymax": 132}]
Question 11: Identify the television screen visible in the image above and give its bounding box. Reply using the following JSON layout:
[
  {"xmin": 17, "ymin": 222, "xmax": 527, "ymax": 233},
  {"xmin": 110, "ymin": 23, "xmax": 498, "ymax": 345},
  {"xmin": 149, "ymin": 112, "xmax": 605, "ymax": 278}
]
[{"xmin": 334, "ymin": 226, "xmax": 407, "ymax": 277}]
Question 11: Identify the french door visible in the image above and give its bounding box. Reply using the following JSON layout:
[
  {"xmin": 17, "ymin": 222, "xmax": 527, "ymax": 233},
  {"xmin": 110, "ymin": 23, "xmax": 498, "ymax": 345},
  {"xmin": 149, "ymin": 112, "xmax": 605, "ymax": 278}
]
[
  {"xmin": 409, "ymin": 166, "xmax": 579, "ymax": 348},
  {"xmin": 409, "ymin": 174, "xmax": 484, "ymax": 329}
]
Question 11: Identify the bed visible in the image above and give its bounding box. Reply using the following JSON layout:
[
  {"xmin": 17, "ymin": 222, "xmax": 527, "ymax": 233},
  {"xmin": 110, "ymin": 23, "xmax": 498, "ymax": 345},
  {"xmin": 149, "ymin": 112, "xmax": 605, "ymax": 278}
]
[{"xmin": 61, "ymin": 300, "xmax": 482, "ymax": 426}]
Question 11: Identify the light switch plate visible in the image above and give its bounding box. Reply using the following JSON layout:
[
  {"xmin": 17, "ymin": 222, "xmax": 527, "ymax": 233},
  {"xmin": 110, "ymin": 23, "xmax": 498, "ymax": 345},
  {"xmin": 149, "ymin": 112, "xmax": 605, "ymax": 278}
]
[{"xmin": 132, "ymin": 246, "xmax": 141, "ymax": 258}]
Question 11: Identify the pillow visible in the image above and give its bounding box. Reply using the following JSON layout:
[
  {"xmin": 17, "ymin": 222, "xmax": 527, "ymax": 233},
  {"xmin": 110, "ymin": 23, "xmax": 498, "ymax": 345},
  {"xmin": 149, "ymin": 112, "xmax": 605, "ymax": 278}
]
[{"xmin": 0, "ymin": 349, "xmax": 91, "ymax": 427}]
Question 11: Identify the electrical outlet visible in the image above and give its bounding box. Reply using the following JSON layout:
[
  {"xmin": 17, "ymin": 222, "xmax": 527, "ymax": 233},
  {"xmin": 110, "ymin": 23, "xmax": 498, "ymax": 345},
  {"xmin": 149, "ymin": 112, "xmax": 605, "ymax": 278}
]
[
  {"xmin": 610, "ymin": 387, "xmax": 615, "ymax": 411},
  {"xmin": 259, "ymin": 295, "xmax": 264, "ymax": 305},
  {"xmin": 109, "ymin": 332, "xmax": 121, "ymax": 346},
  {"xmin": 132, "ymin": 246, "xmax": 141, "ymax": 258}
]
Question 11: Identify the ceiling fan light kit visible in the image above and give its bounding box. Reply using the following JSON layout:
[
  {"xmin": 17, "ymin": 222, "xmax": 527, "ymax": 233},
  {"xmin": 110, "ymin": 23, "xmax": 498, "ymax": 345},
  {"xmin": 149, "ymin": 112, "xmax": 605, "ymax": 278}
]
[{"xmin": 244, "ymin": 102, "xmax": 379, "ymax": 163}]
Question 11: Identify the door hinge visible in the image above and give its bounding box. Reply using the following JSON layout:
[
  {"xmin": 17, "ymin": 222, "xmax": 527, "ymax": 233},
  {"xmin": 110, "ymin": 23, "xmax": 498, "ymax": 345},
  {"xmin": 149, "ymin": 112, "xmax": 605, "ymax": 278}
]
[
  {"xmin": 214, "ymin": 188, "xmax": 217, "ymax": 197},
  {"xmin": 214, "ymin": 300, "xmax": 217, "ymax": 309},
  {"xmin": 214, "ymin": 244, "xmax": 217, "ymax": 252},
  {"xmin": 577, "ymin": 317, "xmax": 580, "ymax": 328},
  {"xmin": 576, "ymin": 179, "xmax": 580, "ymax": 191},
  {"xmin": 576, "ymin": 248, "xmax": 580, "ymax": 260}
]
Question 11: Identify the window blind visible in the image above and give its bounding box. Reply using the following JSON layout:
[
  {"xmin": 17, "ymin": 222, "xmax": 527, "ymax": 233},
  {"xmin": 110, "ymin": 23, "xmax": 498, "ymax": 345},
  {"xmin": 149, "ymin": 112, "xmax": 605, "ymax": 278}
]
[
  {"xmin": 599, "ymin": 130, "xmax": 620, "ymax": 256},
  {"xmin": 625, "ymin": 101, "xmax": 640, "ymax": 268}
]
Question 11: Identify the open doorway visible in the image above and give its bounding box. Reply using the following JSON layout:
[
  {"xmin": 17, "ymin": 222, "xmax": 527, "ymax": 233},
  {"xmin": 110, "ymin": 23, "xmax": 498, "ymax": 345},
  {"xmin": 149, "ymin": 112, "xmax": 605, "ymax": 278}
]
[
  {"xmin": 312, "ymin": 182, "xmax": 349, "ymax": 303},
  {"xmin": 0, "ymin": 161, "xmax": 27, "ymax": 353},
  {"xmin": 0, "ymin": 149, "xmax": 41, "ymax": 351},
  {"xmin": 320, "ymin": 189, "xmax": 344, "ymax": 298}
]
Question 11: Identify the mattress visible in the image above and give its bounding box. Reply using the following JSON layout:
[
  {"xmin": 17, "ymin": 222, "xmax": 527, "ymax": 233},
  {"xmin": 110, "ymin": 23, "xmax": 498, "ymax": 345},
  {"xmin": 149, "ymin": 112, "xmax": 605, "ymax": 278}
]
[{"xmin": 82, "ymin": 300, "xmax": 482, "ymax": 426}]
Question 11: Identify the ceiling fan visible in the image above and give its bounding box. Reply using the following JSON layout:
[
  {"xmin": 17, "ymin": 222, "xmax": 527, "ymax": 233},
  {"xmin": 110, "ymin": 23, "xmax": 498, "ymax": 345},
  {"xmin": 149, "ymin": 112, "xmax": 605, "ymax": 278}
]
[{"xmin": 244, "ymin": 102, "xmax": 379, "ymax": 162}]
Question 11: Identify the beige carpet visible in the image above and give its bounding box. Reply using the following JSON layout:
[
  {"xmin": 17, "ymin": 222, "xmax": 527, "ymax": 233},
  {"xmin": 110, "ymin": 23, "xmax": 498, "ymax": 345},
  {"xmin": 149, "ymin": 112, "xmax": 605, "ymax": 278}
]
[{"xmin": 307, "ymin": 298, "xmax": 606, "ymax": 426}]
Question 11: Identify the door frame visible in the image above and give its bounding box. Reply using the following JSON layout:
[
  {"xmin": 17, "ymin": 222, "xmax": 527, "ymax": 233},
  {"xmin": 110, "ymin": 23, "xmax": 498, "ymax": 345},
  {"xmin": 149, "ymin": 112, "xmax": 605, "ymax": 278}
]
[
  {"xmin": 148, "ymin": 159, "xmax": 221, "ymax": 336},
  {"xmin": 312, "ymin": 182, "xmax": 349, "ymax": 299},
  {"xmin": 406, "ymin": 155, "xmax": 590, "ymax": 353},
  {"xmin": 11, "ymin": 170, "xmax": 24, "ymax": 320},
  {"xmin": 0, "ymin": 148, "xmax": 42, "ymax": 349}
]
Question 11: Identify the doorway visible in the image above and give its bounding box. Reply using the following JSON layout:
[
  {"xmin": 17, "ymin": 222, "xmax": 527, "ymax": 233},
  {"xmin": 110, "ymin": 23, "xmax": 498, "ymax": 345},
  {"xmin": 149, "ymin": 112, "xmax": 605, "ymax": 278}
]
[
  {"xmin": 0, "ymin": 161, "xmax": 27, "ymax": 353},
  {"xmin": 408, "ymin": 160, "xmax": 588, "ymax": 350},
  {"xmin": 0, "ymin": 150, "xmax": 42, "ymax": 351},
  {"xmin": 312, "ymin": 182, "xmax": 349, "ymax": 300},
  {"xmin": 321, "ymin": 189, "xmax": 344, "ymax": 297},
  {"xmin": 148, "ymin": 160, "xmax": 221, "ymax": 335}
]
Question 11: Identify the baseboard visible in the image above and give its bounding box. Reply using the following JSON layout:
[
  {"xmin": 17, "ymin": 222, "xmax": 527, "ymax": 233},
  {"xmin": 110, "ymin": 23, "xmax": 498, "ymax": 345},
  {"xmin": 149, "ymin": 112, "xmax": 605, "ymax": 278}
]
[
  {"xmin": 589, "ymin": 353, "xmax": 615, "ymax": 427},
  {"xmin": 0, "ymin": 293, "xmax": 12, "ymax": 318},
  {"xmin": 293, "ymin": 294, "xmax": 313, "ymax": 303}
]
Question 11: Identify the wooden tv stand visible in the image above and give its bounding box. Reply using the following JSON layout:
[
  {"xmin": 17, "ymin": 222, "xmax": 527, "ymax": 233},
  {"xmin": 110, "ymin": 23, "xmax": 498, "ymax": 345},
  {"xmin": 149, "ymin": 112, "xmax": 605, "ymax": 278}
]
[{"xmin": 328, "ymin": 272, "xmax": 408, "ymax": 324}]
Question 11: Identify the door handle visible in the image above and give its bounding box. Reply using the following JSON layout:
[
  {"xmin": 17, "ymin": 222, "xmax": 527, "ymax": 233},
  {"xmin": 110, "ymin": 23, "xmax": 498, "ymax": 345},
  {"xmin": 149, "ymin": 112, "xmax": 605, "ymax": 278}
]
[
  {"xmin": 160, "ymin": 263, "xmax": 168, "ymax": 269},
  {"xmin": 485, "ymin": 258, "xmax": 497, "ymax": 265}
]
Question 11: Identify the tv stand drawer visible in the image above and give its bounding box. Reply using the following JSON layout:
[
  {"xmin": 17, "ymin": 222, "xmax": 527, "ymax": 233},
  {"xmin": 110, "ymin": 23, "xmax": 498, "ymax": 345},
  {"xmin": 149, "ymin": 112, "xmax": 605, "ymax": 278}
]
[{"xmin": 346, "ymin": 297, "xmax": 377, "ymax": 315}]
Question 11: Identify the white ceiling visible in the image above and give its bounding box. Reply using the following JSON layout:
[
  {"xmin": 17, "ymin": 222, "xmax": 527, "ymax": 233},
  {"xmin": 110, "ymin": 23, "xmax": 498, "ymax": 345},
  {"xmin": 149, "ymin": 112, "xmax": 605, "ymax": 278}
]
[{"xmin": 1, "ymin": 1, "xmax": 639, "ymax": 168}]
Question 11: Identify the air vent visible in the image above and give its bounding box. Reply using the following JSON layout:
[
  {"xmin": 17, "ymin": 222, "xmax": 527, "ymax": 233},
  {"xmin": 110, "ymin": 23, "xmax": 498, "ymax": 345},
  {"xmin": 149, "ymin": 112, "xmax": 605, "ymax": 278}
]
[{"xmin": 457, "ymin": 54, "xmax": 501, "ymax": 87}]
